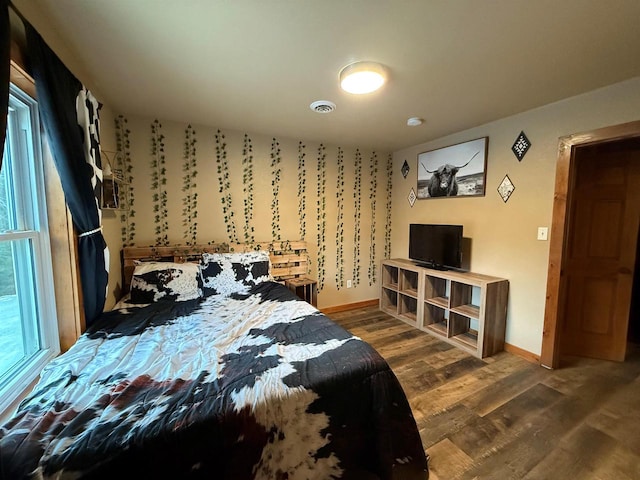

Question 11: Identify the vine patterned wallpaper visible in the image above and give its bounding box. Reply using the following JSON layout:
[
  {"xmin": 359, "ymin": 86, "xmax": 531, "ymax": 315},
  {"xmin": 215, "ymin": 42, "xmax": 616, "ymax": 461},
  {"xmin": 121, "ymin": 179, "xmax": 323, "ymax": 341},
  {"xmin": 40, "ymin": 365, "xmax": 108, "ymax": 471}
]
[
  {"xmin": 352, "ymin": 149, "xmax": 362, "ymax": 287},
  {"xmin": 367, "ymin": 151, "xmax": 379, "ymax": 286},
  {"xmin": 114, "ymin": 115, "xmax": 136, "ymax": 247},
  {"xmin": 115, "ymin": 115, "xmax": 392, "ymax": 306},
  {"xmin": 316, "ymin": 143, "xmax": 327, "ymax": 291},
  {"xmin": 242, "ymin": 134, "xmax": 255, "ymax": 243},
  {"xmin": 335, "ymin": 147, "xmax": 345, "ymax": 290},
  {"xmin": 150, "ymin": 120, "xmax": 169, "ymax": 246},
  {"xmin": 182, "ymin": 125, "xmax": 198, "ymax": 245}
]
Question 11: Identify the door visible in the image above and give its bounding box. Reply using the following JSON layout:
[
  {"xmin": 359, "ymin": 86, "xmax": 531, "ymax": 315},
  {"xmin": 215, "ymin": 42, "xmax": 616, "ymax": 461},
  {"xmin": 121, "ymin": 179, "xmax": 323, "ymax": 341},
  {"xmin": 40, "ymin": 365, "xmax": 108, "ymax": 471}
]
[{"xmin": 560, "ymin": 138, "xmax": 640, "ymax": 361}]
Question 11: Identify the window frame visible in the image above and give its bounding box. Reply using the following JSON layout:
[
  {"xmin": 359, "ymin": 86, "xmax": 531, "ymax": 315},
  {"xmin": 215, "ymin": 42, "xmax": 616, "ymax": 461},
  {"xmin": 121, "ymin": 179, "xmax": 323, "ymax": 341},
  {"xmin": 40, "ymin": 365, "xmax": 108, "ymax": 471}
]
[{"xmin": 0, "ymin": 83, "xmax": 60, "ymax": 416}]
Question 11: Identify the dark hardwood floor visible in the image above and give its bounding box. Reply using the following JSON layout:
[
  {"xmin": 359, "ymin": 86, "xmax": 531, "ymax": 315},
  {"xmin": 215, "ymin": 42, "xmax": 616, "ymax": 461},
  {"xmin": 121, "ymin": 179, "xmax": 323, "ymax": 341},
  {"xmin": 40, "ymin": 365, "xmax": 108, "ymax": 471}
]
[{"xmin": 328, "ymin": 306, "xmax": 640, "ymax": 480}]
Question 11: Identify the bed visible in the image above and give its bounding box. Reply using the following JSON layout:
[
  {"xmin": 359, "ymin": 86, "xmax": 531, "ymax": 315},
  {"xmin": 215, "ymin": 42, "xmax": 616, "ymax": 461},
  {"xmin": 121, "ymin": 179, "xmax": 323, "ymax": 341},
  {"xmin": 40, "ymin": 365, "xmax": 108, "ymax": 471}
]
[{"xmin": 0, "ymin": 242, "xmax": 428, "ymax": 479}]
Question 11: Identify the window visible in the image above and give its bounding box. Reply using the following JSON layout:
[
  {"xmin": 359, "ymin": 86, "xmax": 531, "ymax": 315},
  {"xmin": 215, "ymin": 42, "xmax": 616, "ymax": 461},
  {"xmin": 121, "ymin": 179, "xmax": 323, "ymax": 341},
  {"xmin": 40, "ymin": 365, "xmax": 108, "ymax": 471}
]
[{"xmin": 0, "ymin": 84, "xmax": 59, "ymax": 414}]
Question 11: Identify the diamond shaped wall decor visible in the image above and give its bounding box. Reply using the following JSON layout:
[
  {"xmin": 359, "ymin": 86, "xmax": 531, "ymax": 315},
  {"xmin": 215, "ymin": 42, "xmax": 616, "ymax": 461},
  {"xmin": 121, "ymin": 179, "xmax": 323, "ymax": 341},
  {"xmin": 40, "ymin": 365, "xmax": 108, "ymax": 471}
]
[
  {"xmin": 498, "ymin": 175, "xmax": 515, "ymax": 203},
  {"xmin": 401, "ymin": 160, "xmax": 410, "ymax": 178},
  {"xmin": 512, "ymin": 131, "xmax": 531, "ymax": 161},
  {"xmin": 408, "ymin": 187, "xmax": 417, "ymax": 207}
]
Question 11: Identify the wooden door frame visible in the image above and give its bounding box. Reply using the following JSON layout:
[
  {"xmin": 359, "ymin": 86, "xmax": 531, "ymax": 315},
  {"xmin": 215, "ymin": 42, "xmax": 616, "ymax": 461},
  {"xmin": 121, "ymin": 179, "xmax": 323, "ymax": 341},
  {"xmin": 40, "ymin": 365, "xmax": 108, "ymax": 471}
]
[{"xmin": 541, "ymin": 120, "xmax": 640, "ymax": 368}]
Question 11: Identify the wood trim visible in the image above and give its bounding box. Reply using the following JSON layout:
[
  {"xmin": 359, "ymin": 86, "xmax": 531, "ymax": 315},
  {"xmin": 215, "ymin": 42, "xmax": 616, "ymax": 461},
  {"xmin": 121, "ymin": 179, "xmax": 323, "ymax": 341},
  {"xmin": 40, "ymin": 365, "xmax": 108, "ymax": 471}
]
[
  {"xmin": 541, "ymin": 120, "xmax": 640, "ymax": 368},
  {"xmin": 320, "ymin": 299, "xmax": 379, "ymax": 315},
  {"xmin": 540, "ymin": 136, "xmax": 573, "ymax": 368},
  {"xmin": 504, "ymin": 343, "xmax": 540, "ymax": 364},
  {"xmin": 9, "ymin": 60, "xmax": 35, "ymax": 99},
  {"xmin": 44, "ymin": 143, "xmax": 83, "ymax": 349},
  {"xmin": 71, "ymin": 224, "xmax": 86, "ymax": 335},
  {"xmin": 10, "ymin": 32, "xmax": 35, "ymax": 98}
]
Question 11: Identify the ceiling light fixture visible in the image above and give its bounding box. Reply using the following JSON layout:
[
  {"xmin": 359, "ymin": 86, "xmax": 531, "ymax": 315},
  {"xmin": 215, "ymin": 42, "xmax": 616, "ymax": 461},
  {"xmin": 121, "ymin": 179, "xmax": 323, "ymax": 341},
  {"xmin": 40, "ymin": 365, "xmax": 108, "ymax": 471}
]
[
  {"xmin": 407, "ymin": 117, "xmax": 424, "ymax": 127},
  {"xmin": 339, "ymin": 61, "xmax": 388, "ymax": 94}
]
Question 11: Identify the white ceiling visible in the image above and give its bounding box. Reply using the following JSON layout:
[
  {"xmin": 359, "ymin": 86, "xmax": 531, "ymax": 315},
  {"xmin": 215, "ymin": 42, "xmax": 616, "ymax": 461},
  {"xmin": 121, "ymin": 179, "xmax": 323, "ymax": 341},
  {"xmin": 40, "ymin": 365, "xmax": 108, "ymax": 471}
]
[{"xmin": 13, "ymin": 0, "xmax": 640, "ymax": 151}]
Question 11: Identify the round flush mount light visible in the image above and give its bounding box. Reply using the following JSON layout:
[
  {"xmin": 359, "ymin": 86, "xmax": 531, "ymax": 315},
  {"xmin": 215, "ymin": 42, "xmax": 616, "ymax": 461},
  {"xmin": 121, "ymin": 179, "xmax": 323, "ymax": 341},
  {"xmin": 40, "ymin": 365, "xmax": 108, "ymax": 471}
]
[
  {"xmin": 339, "ymin": 61, "xmax": 388, "ymax": 94},
  {"xmin": 310, "ymin": 100, "xmax": 336, "ymax": 113},
  {"xmin": 407, "ymin": 117, "xmax": 424, "ymax": 127}
]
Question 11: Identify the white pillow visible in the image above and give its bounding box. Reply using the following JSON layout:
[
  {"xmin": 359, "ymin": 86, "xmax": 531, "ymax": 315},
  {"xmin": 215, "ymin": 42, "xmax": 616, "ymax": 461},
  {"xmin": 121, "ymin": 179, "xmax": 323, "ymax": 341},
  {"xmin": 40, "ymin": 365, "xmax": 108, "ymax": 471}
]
[
  {"xmin": 200, "ymin": 251, "xmax": 272, "ymax": 296},
  {"xmin": 129, "ymin": 261, "xmax": 203, "ymax": 303}
]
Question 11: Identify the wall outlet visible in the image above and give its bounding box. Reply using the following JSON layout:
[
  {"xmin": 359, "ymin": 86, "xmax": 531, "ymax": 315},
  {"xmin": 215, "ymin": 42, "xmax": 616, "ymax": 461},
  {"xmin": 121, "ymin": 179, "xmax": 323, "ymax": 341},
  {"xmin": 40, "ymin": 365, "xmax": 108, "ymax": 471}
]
[
  {"xmin": 346, "ymin": 279, "xmax": 352, "ymax": 288},
  {"xmin": 537, "ymin": 227, "xmax": 549, "ymax": 241}
]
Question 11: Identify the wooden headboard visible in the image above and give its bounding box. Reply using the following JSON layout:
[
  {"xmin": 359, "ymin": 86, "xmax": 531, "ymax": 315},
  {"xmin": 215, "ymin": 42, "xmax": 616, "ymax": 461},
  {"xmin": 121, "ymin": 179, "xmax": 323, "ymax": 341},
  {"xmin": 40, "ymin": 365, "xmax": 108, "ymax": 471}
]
[{"xmin": 121, "ymin": 241, "xmax": 309, "ymax": 293}]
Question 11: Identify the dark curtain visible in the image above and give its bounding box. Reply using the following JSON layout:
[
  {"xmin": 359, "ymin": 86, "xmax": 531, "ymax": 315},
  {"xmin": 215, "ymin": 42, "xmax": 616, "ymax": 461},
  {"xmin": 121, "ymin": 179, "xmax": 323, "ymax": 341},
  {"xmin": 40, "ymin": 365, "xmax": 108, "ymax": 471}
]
[
  {"xmin": 25, "ymin": 24, "xmax": 108, "ymax": 326},
  {"xmin": 0, "ymin": 0, "xmax": 9, "ymax": 172}
]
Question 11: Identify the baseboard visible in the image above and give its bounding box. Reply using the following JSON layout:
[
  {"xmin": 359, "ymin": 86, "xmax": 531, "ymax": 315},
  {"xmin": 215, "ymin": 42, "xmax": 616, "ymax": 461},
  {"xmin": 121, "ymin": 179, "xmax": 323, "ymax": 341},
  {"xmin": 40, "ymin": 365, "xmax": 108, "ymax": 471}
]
[
  {"xmin": 320, "ymin": 299, "xmax": 379, "ymax": 315},
  {"xmin": 504, "ymin": 342, "xmax": 540, "ymax": 364}
]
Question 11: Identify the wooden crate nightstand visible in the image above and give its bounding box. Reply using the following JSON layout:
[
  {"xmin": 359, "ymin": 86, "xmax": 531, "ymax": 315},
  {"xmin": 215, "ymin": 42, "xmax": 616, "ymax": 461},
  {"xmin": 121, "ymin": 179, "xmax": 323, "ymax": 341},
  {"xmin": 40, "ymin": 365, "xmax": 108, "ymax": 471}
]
[{"xmin": 285, "ymin": 277, "xmax": 318, "ymax": 307}]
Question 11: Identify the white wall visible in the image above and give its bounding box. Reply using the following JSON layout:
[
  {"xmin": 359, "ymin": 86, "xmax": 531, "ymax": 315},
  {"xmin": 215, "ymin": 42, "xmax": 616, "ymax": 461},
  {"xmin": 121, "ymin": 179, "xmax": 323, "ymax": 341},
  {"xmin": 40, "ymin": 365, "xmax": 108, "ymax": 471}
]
[{"xmin": 392, "ymin": 77, "xmax": 640, "ymax": 355}]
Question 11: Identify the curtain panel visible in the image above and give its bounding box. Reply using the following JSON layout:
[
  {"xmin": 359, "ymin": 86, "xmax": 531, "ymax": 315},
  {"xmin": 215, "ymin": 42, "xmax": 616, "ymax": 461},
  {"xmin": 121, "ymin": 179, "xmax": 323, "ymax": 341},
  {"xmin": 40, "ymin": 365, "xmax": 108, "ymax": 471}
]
[
  {"xmin": 25, "ymin": 24, "xmax": 108, "ymax": 326},
  {"xmin": 0, "ymin": 0, "xmax": 9, "ymax": 172}
]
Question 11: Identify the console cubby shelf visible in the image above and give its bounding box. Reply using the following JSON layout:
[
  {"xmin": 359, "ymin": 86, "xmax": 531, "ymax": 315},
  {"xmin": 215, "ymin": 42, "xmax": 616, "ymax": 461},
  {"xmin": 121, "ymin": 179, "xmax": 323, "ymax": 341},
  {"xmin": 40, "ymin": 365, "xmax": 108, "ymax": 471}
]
[{"xmin": 380, "ymin": 258, "xmax": 509, "ymax": 358}]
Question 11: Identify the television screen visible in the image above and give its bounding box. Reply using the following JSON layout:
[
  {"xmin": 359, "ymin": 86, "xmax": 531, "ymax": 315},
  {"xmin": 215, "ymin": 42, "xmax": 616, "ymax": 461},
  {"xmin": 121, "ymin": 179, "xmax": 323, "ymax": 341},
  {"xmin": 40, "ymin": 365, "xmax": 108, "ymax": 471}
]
[{"xmin": 409, "ymin": 224, "xmax": 463, "ymax": 270}]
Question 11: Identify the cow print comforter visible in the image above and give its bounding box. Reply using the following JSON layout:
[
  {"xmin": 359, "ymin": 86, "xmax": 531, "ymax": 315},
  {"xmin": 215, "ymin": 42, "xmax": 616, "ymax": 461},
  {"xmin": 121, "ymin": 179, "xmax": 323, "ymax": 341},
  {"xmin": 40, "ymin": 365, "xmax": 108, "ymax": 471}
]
[{"xmin": 0, "ymin": 282, "xmax": 428, "ymax": 479}]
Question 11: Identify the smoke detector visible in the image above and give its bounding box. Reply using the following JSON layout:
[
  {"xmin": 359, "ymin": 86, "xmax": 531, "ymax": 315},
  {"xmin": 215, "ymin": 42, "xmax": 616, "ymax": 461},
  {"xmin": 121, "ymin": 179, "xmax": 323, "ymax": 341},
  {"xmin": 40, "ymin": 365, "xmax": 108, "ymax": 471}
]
[{"xmin": 310, "ymin": 100, "xmax": 336, "ymax": 113}]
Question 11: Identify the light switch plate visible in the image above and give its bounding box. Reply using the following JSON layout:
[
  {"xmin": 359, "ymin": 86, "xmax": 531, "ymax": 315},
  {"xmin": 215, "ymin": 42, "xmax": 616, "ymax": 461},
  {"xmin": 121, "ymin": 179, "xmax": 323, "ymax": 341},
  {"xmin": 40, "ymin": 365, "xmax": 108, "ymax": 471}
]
[{"xmin": 537, "ymin": 227, "xmax": 548, "ymax": 241}]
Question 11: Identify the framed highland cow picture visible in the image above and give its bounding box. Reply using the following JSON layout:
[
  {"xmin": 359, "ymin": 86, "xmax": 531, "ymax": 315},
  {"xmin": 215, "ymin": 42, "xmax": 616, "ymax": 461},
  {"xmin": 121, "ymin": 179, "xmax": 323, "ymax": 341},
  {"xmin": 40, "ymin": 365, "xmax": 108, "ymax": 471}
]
[{"xmin": 417, "ymin": 137, "xmax": 488, "ymax": 199}]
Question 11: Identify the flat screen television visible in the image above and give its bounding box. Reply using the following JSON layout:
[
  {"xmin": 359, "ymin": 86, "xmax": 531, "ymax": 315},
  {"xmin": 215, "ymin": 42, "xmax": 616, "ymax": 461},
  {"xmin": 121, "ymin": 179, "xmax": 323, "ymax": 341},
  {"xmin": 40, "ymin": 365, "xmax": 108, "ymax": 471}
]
[{"xmin": 409, "ymin": 224, "xmax": 463, "ymax": 270}]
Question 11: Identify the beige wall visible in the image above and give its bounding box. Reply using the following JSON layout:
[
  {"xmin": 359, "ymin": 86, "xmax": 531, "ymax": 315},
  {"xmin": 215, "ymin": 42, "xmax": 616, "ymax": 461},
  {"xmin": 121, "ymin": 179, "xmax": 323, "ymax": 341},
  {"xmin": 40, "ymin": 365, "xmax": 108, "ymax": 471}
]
[
  {"xmin": 392, "ymin": 76, "xmax": 640, "ymax": 355},
  {"xmin": 107, "ymin": 115, "xmax": 391, "ymax": 309}
]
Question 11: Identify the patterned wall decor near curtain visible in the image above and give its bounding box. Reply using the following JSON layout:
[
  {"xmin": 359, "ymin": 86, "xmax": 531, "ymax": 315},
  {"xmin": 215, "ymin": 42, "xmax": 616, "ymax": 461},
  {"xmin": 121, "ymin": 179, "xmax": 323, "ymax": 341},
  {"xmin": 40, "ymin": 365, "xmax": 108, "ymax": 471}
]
[
  {"xmin": 0, "ymin": 0, "xmax": 9, "ymax": 171},
  {"xmin": 25, "ymin": 24, "xmax": 109, "ymax": 325},
  {"xmin": 316, "ymin": 144, "xmax": 327, "ymax": 291},
  {"xmin": 182, "ymin": 125, "xmax": 198, "ymax": 245},
  {"xmin": 150, "ymin": 119, "xmax": 169, "ymax": 246},
  {"xmin": 115, "ymin": 115, "xmax": 136, "ymax": 246},
  {"xmin": 384, "ymin": 154, "xmax": 393, "ymax": 259},
  {"xmin": 270, "ymin": 138, "xmax": 282, "ymax": 241},
  {"xmin": 215, "ymin": 129, "xmax": 238, "ymax": 243},
  {"xmin": 242, "ymin": 133, "xmax": 255, "ymax": 243},
  {"xmin": 368, "ymin": 151, "xmax": 378, "ymax": 285},
  {"xmin": 335, "ymin": 147, "xmax": 345, "ymax": 289},
  {"xmin": 297, "ymin": 141, "xmax": 306, "ymax": 241},
  {"xmin": 352, "ymin": 149, "xmax": 362, "ymax": 287}
]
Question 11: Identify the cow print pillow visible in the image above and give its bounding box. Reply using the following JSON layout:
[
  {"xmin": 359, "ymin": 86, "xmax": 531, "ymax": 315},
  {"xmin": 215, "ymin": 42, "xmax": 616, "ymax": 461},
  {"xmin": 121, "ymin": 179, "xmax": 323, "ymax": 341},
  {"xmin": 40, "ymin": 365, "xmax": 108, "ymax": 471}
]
[
  {"xmin": 201, "ymin": 251, "xmax": 272, "ymax": 297},
  {"xmin": 129, "ymin": 261, "xmax": 203, "ymax": 304}
]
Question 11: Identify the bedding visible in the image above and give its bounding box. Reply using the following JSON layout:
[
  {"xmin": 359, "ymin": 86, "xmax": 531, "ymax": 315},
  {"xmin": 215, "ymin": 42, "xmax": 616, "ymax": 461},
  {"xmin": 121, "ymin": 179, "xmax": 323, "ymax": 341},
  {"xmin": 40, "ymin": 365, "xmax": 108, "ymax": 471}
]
[
  {"xmin": 129, "ymin": 260, "xmax": 203, "ymax": 303},
  {"xmin": 201, "ymin": 250, "xmax": 272, "ymax": 297},
  {"xmin": 0, "ymin": 281, "xmax": 428, "ymax": 479}
]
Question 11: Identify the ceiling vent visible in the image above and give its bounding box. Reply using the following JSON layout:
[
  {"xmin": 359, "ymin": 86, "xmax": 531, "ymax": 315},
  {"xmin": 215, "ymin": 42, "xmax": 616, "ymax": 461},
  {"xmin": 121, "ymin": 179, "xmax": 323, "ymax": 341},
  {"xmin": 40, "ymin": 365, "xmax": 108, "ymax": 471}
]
[{"xmin": 310, "ymin": 100, "xmax": 336, "ymax": 113}]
